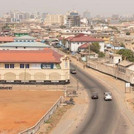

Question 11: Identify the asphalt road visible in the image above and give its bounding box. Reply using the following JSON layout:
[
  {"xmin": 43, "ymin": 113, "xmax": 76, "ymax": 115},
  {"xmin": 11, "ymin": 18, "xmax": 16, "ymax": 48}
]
[{"xmin": 71, "ymin": 64, "xmax": 125, "ymax": 134}]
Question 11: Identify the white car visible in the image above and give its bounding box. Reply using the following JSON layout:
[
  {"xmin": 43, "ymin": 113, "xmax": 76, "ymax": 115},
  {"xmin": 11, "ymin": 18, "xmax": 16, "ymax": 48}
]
[{"xmin": 104, "ymin": 92, "xmax": 112, "ymax": 101}]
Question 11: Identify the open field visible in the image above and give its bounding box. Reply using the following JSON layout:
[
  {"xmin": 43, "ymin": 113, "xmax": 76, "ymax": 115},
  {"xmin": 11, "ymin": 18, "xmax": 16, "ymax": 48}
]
[{"xmin": 0, "ymin": 90, "xmax": 63, "ymax": 134}]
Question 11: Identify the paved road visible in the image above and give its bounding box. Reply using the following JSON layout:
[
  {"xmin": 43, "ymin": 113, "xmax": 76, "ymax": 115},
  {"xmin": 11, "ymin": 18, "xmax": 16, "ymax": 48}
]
[{"xmin": 71, "ymin": 64, "xmax": 126, "ymax": 134}]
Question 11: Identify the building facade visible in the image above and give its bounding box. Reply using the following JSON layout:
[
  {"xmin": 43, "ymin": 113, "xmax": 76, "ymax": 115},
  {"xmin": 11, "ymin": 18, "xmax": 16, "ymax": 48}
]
[
  {"xmin": 0, "ymin": 49, "xmax": 70, "ymax": 84},
  {"xmin": 44, "ymin": 14, "xmax": 64, "ymax": 26},
  {"xmin": 65, "ymin": 34, "xmax": 104, "ymax": 52},
  {"xmin": 65, "ymin": 11, "xmax": 80, "ymax": 28}
]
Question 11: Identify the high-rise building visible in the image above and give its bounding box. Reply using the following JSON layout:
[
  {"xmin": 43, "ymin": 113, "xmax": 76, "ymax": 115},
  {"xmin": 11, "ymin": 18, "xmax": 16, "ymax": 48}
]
[
  {"xmin": 65, "ymin": 11, "xmax": 80, "ymax": 28},
  {"xmin": 44, "ymin": 14, "xmax": 64, "ymax": 26}
]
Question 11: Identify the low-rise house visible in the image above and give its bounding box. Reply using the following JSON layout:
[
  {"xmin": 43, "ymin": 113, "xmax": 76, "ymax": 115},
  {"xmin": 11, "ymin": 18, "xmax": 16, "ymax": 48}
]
[
  {"xmin": 0, "ymin": 36, "xmax": 49, "ymax": 50},
  {"xmin": 109, "ymin": 54, "xmax": 122, "ymax": 64},
  {"xmin": 65, "ymin": 34, "xmax": 104, "ymax": 52},
  {"xmin": 0, "ymin": 48, "xmax": 70, "ymax": 84}
]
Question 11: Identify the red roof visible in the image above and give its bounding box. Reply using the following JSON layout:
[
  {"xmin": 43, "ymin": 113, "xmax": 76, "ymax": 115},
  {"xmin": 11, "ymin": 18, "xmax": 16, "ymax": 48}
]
[
  {"xmin": 0, "ymin": 48, "xmax": 62, "ymax": 63},
  {"xmin": 79, "ymin": 43, "xmax": 88, "ymax": 49},
  {"xmin": 0, "ymin": 36, "xmax": 14, "ymax": 42},
  {"xmin": 66, "ymin": 36, "xmax": 74, "ymax": 41},
  {"xmin": 66, "ymin": 34, "xmax": 104, "ymax": 42}
]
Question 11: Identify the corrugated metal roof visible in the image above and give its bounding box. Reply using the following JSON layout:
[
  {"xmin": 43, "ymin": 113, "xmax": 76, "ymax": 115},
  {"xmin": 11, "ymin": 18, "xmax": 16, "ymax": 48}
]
[{"xmin": 0, "ymin": 42, "xmax": 50, "ymax": 48}]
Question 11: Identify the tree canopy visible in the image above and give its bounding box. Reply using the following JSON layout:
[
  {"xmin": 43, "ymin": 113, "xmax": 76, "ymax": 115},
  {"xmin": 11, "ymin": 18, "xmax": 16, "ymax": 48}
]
[
  {"xmin": 90, "ymin": 42, "xmax": 100, "ymax": 53},
  {"xmin": 117, "ymin": 49, "xmax": 134, "ymax": 62}
]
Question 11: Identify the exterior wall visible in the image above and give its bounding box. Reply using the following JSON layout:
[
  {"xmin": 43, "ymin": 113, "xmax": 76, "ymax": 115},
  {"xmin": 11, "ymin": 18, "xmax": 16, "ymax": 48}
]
[
  {"xmin": 68, "ymin": 41, "xmax": 104, "ymax": 52},
  {"xmin": 0, "ymin": 57, "xmax": 70, "ymax": 82},
  {"xmin": 44, "ymin": 14, "xmax": 64, "ymax": 26},
  {"xmin": 87, "ymin": 60, "xmax": 134, "ymax": 84},
  {"xmin": 0, "ymin": 69, "xmax": 69, "ymax": 81},
  {"xmin": 99, "ymin": 42, "xmax": 104, "ymax": 52},
  {"xmin": 70, "ymin": 42, "xmax": 83, "ymax": 52}
]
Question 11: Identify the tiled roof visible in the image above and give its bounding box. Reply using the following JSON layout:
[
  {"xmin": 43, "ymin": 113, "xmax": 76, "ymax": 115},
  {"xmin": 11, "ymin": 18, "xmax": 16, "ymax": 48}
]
[
  {"xmin": 0, "ymin": 36, "xmax": 14, "ymax": 42},
  {"xmin": 79, "ymin": 43, "xmax": 88, "ymax": 49},
  {"xmin": 0, "ymin": 48, "xmax": 62, "ymax": 63},
  {"xmin": 66, "ymin": 34, "xmax": 104, "ymax": 42}
]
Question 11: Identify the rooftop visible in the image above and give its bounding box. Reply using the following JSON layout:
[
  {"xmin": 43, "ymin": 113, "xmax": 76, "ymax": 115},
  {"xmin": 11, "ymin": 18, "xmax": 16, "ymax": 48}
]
[
  {"xmin": 14, "ymin": 36, "xmax": 36, "ymax": 40},
  {"xmin": 0, "ymin": 36, "xmax": 14, "ymax": 42},
  {"xmin": 66, "ymin": 34, "xmax": 104, "ymax": 42},
  {"xmin": 79, "ymin": 43, "xmax": 88, "ymax": 49},
  {"xmin": 0, "ymin": 42, "xmax": 50, "ymax": 48},
  {"xmin": 118, "ymin": 60, "xmax": 133, "ymax": 67},
  {"xmin": 0, "ymin": 48, "xmax": 62, "ymax": 63}
]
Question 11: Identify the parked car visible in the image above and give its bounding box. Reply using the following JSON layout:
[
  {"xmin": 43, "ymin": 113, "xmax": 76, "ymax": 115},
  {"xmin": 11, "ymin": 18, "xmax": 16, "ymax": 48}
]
[
  {"xmin": 104, "ymin": 92, "xmax": 112, "ymax": 101},
  {"xmin": 91, "ymin": 92, "xmax": 98, "ymax": 99},
  {"xmin": 70, "ymin": 68, "xmax": 77, "ymax": 74}
]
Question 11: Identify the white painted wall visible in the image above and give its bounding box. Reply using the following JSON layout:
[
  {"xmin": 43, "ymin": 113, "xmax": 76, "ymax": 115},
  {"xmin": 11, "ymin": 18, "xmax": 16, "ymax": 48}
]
[
  {"xmin": 30, "ymin": 64, "xmax": 41, "ymax": 69},
  {"xmin": 68, "ymin": 41, "xmax": 105, "ymax": 52},
  {"xmin": 99, "ymin": 42, "xmax": 105, "ymax": 52}
]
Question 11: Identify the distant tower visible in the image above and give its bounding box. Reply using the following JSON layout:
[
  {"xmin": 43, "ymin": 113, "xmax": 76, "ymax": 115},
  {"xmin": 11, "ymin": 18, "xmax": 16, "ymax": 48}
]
[
  {"xmin": 83, "ymin": 11, "xmax": 91, "ymax": 20},
  {"xmin": 65, "ymin": 11, "xmax": 80, "ymax": 28}
]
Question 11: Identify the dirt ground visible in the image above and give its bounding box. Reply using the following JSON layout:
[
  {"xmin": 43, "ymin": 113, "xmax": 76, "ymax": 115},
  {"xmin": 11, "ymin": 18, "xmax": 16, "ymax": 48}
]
[{"xmin": 0, "ymin": 90, "xmax": 63, "ymax": 134}]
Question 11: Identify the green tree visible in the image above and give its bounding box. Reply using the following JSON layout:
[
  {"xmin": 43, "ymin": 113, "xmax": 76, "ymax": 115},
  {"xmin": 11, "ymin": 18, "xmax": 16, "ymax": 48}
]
[
  {"xmin": 126, "ymin": 32, "xmax": 130, "ymax": 35},
  {"xmin": 90, "ymin": 42, "xmax": 100, "ymax": 53},
  {"xmin": 120, "ymin": 43, "xmax": 125, "ymax": 48},
  {"xmin": 62, "ymin": 38, "xmax": 66, "ymax": 46},
  {"xmin": 98, "ymin": 52, "xmax": 105, "ymax": 58},
  {"xmin": 117, "ymin": 49, "xmax": 134, "ymax": 62}
]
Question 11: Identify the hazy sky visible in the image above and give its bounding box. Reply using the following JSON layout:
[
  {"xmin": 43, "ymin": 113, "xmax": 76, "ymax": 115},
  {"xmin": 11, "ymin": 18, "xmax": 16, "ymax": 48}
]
[{"xmin": 0, "ymin": 0, "xmax": 134, "ymax": 16}]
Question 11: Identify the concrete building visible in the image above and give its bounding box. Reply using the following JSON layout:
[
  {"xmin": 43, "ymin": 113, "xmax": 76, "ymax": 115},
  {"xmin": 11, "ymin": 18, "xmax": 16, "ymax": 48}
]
[
  {"xmin": 65, "ymin": 11, "xmax": 80, "ymax": 28},
  {"xmin": 44, "ymin": 14, "xmax": 64, "ymax": 26},
  {"xmin": 109, "ymin": 54, "xmax": 122, "ymax": 64},
  {"xmin": 0, "ymin": 48, "xmax": 70, "ymax": 84},
  {"xmin": 65, "ymin": 34, "xmax": 104, "ymax": 52}
]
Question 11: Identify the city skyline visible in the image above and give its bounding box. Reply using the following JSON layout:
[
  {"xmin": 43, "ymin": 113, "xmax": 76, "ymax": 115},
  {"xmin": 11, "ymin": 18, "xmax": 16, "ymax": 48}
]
[{"xmin": 0, "ymin": 0, "xmax": 134, "ymax": 17}]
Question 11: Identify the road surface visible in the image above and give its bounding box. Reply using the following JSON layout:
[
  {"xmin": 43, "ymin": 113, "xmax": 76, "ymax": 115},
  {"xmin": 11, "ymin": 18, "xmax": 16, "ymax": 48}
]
[{"xmin": 71, "ymin": 64, "xmax": 127, "ymax": 134}]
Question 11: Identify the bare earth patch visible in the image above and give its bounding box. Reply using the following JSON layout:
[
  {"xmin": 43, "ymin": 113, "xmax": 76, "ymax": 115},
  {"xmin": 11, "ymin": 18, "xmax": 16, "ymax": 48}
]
[
  {"xmin": 126, "ymin": 93, "xmax": 134, "ymax": 111},
  {"xmin": 0, "ymin": 90, "xmax": 63, "ymax": 134}
]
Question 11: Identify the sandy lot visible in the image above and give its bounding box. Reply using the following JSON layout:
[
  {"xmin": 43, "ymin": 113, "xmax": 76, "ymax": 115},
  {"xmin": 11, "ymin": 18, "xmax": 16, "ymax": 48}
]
[{"xmin": 0, "ymin": 90, "xmax": 63, "ymax": 134}]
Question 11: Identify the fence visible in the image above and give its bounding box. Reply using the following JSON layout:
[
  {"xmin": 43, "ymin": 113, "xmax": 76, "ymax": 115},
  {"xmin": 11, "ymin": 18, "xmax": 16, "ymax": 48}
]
[{"xmin": 18, "ymin": 96, "xmax": 64, "ymax": 134}]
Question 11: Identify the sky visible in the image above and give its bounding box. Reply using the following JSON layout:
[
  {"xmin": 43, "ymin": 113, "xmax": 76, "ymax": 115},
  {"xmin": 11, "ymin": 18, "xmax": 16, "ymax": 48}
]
[{"xmin": 0, "ymin": 0, "xmax": 134, "ymax": 16}]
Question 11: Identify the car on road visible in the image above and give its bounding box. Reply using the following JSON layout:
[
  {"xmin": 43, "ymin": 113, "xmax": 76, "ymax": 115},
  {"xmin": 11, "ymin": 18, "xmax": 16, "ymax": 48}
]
[
  {"xmin": 104, "ymin": 92, "xmax": 112, "ymax": 101},
  {"xmin": 91, "ymin": 92, "xmax": 98, "ymax": 99},
  {"xmin": 70, "ymin": 68, "xmax": 77, "ymax": 74},
  {"xmin": 104, "ymin": 92, "xmax": 112, "ymax": 96}
]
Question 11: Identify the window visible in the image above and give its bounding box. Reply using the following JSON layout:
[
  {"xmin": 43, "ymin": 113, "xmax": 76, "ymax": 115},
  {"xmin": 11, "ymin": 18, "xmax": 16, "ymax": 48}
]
[
  {"xmin": 41, "ymin": 64, "xmax": 51, "ymax": 69},
  {"xmin": 25, "ymin": 64, "xmax": 29, "ymax": 68},
  {"xmin": 10, "ymin": 64, "xmax": 14, "ymax": 68},
  {"xmin": 5, "ymin": 64, "xmax": 9, "ymax": 68},
  {"xmin": 5, "ymin": 64, "xmax": 14, "ymax": 68},
  {"xmin": 20, "ymin": 64, "xmax": 24, "ymax": 68}
]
